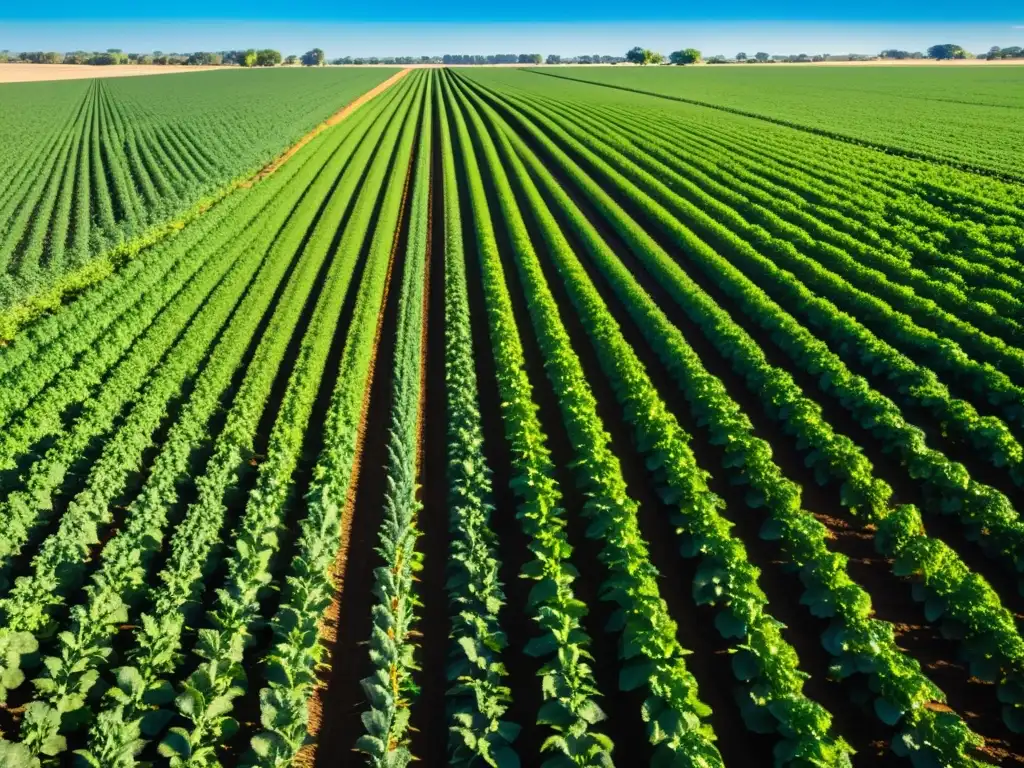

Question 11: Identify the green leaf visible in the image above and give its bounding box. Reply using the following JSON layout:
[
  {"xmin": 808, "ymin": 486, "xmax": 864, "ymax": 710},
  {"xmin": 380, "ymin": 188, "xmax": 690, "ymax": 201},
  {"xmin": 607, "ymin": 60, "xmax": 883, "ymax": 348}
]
[{"xmin": 537, "ymin": 699, "xmax": 574, "ymax": 727}]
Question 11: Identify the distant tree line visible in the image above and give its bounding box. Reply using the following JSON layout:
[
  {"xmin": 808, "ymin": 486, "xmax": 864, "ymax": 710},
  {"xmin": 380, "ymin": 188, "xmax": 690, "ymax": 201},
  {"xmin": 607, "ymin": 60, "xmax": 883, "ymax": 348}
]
[
  {"xmin": 879, "ymin": 50, "xmax": 926, "ymax": 60},
  {"xmin": 545, "ymin": 55, "xmax": 626, "ymax": 64},
  {"xmin": 5, "ymin": 41, "xmax": 1019, "ymax": 68},
  {"xmin": 331, "ymin": 56, "xmax": 437, "ymax": 65},
  {"xmin": 442, "ymin": 54, "xmax": 543, "ymax": 64},
  {"xmin": 330, "ymin": 54, "xmax": 551, "ymax": 65},
  {"xmin": 985, "ymin": 45, "xmax": 1024, "ymax": 60},
  {"xmin": 0, "ymin": 48, "xmax": 330, "ymax": 67},
  {"xmin": 615, "ymin": 42, "xmax": 1022, "ymax": 65}
]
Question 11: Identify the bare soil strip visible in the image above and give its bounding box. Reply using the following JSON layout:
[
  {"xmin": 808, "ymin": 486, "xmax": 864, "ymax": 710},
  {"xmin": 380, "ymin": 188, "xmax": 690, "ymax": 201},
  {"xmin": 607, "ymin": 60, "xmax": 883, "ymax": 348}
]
[
  {"xmin": 241, "ymin": 69, "xmax": 411, "ymax": 188},
  {"xmin": 0, "ymin": 63, "xmax": 226, "ymax": 84}
]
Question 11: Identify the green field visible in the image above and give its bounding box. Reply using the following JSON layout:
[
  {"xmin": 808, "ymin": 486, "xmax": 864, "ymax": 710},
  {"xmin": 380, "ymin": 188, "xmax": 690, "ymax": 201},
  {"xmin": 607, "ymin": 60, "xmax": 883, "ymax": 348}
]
[
  {"xmin": 533, "ymin": 64, "xmax": 1024, "ymax": 178},
  {"xmin": 0, "ymin": 68, "xmax": 396, "ymax": 311},
  {"xmin": 0, "ymin": 65, "xmax": 1022, "ymax": 768}
]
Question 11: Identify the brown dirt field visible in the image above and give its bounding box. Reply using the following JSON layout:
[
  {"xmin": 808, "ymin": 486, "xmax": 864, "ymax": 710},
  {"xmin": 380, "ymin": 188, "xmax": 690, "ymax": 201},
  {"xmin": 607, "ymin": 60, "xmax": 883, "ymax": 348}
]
[
  {"xmin": 240, "ymin": 68, "xmax": 411, "ymax": 189},
  {"xmin": 0, "ymin": 62, "xmax": 226, "ymax": 83}
]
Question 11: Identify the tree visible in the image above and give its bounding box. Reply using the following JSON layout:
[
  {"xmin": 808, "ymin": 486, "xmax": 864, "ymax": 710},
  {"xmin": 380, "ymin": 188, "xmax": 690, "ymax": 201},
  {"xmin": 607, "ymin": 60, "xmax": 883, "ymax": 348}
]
[
  {"xmin": 546, "ymin": 54, "xmax": 561, "ymax": 64},
  {"xmin": 927, "ymin": 43, "xmax": 965, "ymax": 60},
  {"xmin": 285, "ymin": 54, "xmax": 298, "ymax": 65},
  {"xmin": 187, "ymin": 51, "xmax": 222, "ymax": 65},
  {"xmin": 87, "ymin": 52, "xmax": 123, "ymax": 65},
  {"xmin": 255, "ymin": 49, "xmax": 281, "ymax": 66},
  {"xmin": 240, "ymin": 49, "xmax": 257, "ymax": 67},
  {"xmin": 755, "ymin": 51, "xmax": 770, "ymax": 62},
  {"xmin": 301, "ymin": 48, "xmax": 325, "ymax": 66},
  {"xmin": 736, "ymin": 52, "xmax": 747, "ymax": 60},
  {"xmin": 668, "ymin": 48, "xmax": 702, "ymax": 65},
  {"xmin": 625, "ymin": 46, "xmax": 646, "ymax": 64},
  {"xmin": 625, "ymin": 47, "xmax": 662, "ymax": 65}
]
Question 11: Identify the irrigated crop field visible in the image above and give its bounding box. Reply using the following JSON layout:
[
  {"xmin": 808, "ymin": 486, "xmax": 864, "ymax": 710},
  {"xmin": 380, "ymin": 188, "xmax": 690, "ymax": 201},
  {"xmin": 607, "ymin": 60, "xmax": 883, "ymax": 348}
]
[
  {"xmin": 0, "ymin": 64, "xmax": 1023, "ymax": 768},
  {"xmin": 0, "ymin": 68, "xmax": 396, "ymax": 313}
]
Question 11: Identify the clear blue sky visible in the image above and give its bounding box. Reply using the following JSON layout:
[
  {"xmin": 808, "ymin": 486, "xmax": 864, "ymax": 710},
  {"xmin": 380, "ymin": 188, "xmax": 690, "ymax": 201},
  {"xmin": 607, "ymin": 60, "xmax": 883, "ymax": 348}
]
[
  {"xmin": 1, "ymin": 0, "xmax": 1021, "ymax": 58},
  {"xmin": 2, "ymin": 0, "xmax": 1019, "ymax": 23}
]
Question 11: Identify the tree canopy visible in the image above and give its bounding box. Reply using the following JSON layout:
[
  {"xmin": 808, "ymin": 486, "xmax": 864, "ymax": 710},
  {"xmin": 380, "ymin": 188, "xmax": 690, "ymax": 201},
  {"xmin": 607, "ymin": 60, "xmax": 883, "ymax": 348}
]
[
  {"xmin": 986, "ymin": 45, "xmax": 1024, "ymax": 59},
  {"xmin": 669, "ymin": 48, "xmax": 702, "ymax": 65},
  {"xmin": 927, "ymin": 43, "xmax": 966, "ymax": 59},
  {"xmin": 301, "ymin": 48, "xmax": 325, "ymax": 66},
  {"xmin": 255, "ymin": 49, "xmax": 282, "ymax": 67},
  {"xmin": 626, "ymin": 46, "xmax": 662, "ymax": 65}
]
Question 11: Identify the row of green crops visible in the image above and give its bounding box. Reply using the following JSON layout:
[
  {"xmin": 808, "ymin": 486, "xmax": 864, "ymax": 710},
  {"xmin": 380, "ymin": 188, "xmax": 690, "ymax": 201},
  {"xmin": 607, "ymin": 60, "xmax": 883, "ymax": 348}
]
[{"xmin": 0, "ymin": 68, "xmax": 397, "ymax": 312}]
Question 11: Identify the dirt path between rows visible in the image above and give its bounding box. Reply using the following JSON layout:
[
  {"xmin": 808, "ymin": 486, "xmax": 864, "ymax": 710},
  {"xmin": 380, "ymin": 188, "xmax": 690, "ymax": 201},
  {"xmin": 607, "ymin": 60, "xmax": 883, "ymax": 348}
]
[{"xmin": 241, "ymin": 68, "xmax": 411, "ymax": 188}]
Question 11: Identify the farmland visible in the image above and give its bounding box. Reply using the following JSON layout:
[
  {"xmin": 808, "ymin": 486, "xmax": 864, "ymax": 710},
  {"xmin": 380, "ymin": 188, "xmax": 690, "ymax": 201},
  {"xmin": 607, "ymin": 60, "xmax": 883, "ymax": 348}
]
[
  {"xmin": 0, "ymin": 62, "xmax": 1023, "ymax": 768},
  {"xmin": 0, "ymin": 67, "xmax": 396, "ymax": 314},
  {"xmin": 535, "ymin": 64, "xmax": 1024, "ymax": 178}
]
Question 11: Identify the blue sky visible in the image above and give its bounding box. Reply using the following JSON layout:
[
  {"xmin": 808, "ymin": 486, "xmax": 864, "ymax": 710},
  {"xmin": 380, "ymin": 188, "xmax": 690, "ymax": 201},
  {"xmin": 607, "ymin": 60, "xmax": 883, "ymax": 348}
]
[
  {"xmin": 2, "ymin": 0, "xmax": 1020, "ymax": 23},
  {"xmin": 2, "ymin": 21, "xmax": 1021, "ymax": 58},
  {"xmin": 1, "ymin": 0, "xmax": 1021, "ymax": 58}
]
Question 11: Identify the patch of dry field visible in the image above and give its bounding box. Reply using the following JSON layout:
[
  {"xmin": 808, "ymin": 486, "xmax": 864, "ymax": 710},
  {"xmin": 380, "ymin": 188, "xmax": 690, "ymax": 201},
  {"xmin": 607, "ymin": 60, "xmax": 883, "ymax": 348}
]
[{"xmin": 0, "ymin": 62, "xmax": 226, "ymax": 83}]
